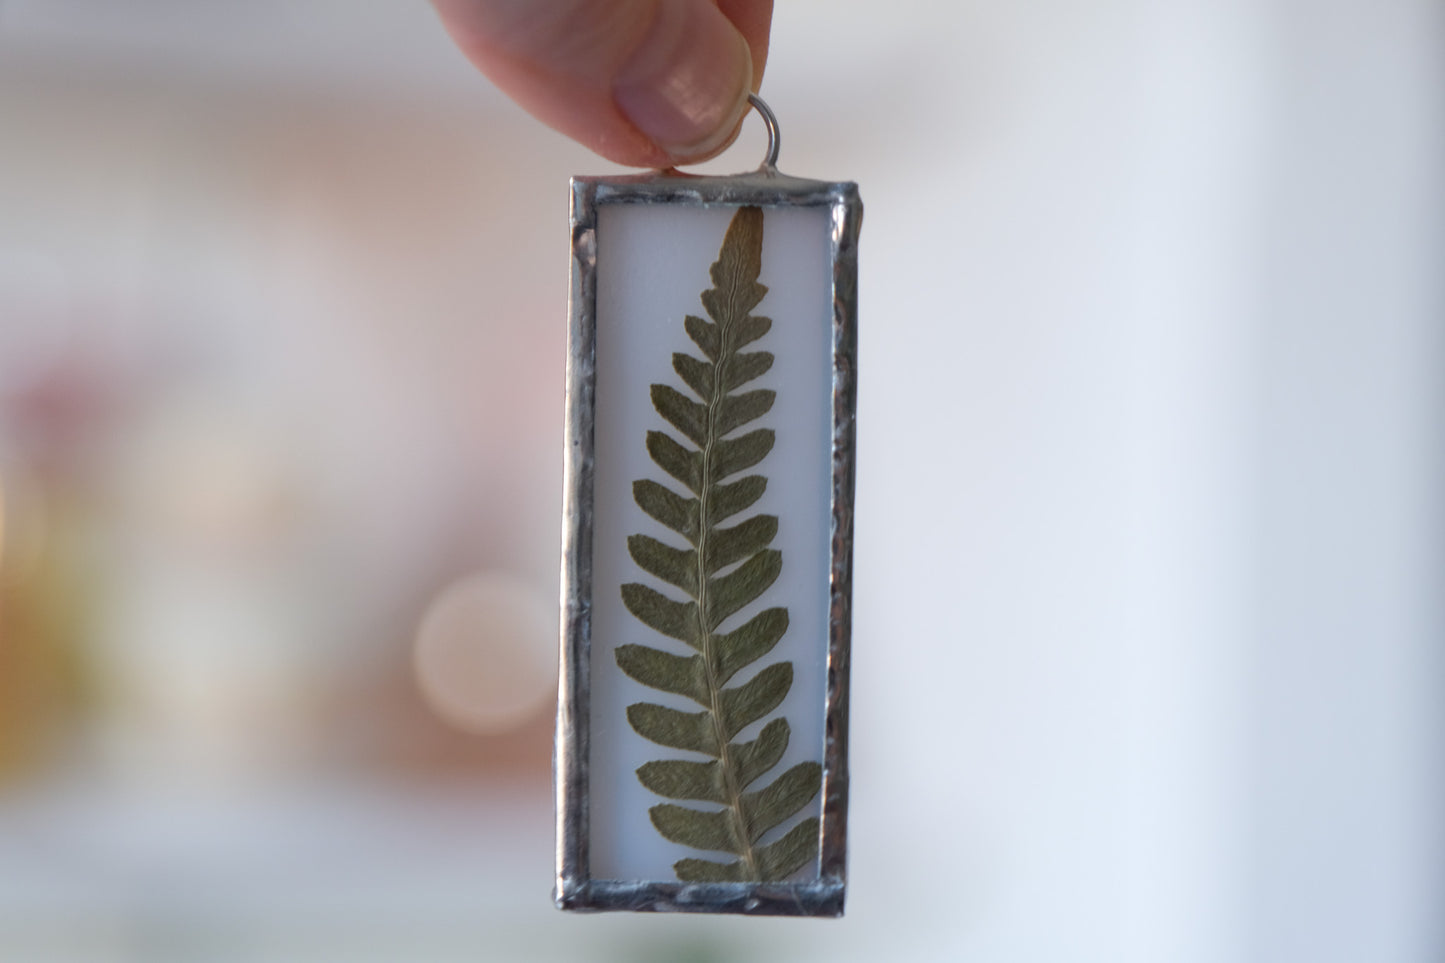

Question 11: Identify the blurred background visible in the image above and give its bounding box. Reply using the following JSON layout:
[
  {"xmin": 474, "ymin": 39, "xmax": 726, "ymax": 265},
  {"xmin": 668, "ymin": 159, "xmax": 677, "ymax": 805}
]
[{"xmin": 0, "ymin": 1, "xmax": 1440, "ymax": 961}]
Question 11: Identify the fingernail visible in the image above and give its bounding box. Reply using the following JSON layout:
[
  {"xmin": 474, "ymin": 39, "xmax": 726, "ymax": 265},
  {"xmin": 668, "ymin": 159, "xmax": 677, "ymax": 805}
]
[{"xmin": 613, "ymin": 0, "xmax": 753, "ymax": 160}]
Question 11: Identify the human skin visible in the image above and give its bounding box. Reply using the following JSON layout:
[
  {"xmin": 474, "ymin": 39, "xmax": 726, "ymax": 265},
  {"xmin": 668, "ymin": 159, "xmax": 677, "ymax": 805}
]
[{"xmin": 430, "ymin": 0, "xmax": 774, "ymax": 168}]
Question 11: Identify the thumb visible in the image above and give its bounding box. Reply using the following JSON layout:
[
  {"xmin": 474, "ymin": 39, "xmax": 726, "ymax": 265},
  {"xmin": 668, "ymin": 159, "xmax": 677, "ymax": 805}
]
[{"xmin": 432, "ymin": 0, "xmax": 760, "ymax": 168}]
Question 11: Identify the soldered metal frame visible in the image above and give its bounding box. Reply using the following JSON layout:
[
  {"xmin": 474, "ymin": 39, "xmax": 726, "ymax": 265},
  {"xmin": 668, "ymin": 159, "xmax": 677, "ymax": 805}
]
[{"xmin": 556, "ymin": 148, "xmax": 861, "ymax": 917}]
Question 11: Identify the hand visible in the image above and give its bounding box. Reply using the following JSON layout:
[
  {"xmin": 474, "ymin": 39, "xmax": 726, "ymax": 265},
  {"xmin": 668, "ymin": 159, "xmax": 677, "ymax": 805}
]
[{"xmin": 431, "ymin": 1, "xmax": 773, "ymax": 168}]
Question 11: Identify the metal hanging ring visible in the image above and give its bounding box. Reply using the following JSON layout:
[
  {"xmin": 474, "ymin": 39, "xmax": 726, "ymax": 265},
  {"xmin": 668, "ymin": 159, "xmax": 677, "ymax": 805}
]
[{"xmin": 748, "ymin": 93, "xmax": 780, "ymax": 170}]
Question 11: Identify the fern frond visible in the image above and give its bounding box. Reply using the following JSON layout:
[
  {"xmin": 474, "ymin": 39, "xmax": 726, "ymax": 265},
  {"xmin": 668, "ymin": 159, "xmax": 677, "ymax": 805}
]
[{"xmin": 617, "ymin": 206, "xmax": 821, "ymax": 883}]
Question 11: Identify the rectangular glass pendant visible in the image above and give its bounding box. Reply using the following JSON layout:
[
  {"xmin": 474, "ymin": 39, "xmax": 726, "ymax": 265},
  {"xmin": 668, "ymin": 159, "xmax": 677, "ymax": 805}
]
[{"xmin": 556, "ymin": 161, "xmax": 861, "ymax": 917}]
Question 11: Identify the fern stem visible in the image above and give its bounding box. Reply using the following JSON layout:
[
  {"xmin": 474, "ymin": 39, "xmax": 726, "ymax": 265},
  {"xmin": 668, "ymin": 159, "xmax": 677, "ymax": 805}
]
[{"xmin": 695, "ymin": 263, "xmax": 761, "ymax": 882}]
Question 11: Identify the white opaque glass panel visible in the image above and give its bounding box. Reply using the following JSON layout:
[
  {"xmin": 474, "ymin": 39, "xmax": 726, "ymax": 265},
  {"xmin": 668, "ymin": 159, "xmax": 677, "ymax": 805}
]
[{"xmin": 587, "ymin": 204, "xmax": 833, "ymax": 883}]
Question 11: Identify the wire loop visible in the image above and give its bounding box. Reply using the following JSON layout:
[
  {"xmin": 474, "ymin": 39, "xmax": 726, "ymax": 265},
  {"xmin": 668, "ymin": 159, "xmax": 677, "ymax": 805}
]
[{"xmin": 747, "ymin": 93, "xmax": 780, "ymax": 170}]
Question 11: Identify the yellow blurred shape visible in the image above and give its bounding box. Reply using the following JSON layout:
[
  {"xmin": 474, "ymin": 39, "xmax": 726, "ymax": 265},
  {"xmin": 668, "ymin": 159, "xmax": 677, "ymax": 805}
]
[{"xmin": 0, "ymin": 466, "xmax": 89, "ymax": 783}]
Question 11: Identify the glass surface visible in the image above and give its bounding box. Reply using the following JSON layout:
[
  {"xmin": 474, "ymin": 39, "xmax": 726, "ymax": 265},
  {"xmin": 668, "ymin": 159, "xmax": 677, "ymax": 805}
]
[{"xmin": 587, "ymin": 203, "xmax": 834, "ymax": 883}]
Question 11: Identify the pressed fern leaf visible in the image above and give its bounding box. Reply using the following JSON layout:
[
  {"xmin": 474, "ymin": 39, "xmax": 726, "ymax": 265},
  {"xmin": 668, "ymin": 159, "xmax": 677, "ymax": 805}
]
[{"xmin": 617, "ymin": 206, "xmax": 822, "ymax": 883}]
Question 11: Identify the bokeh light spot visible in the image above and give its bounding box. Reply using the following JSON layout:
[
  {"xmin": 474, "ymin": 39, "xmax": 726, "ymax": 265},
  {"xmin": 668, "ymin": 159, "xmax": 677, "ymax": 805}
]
[{"xmin": 413, "ymin": 571, "xmax": 556, "ymax": 735}]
